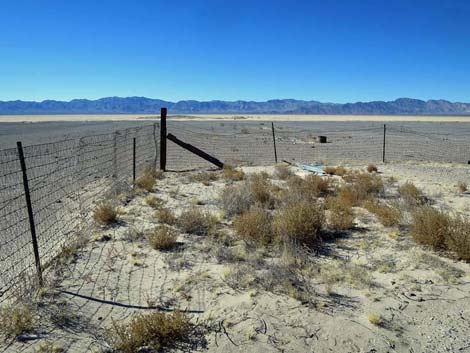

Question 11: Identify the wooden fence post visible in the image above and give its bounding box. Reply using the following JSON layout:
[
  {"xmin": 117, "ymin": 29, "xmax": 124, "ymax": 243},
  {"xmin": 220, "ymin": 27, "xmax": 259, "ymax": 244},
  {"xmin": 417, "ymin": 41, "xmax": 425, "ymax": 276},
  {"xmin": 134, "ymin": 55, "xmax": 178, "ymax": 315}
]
[
  {"xmin": 160, "ymin": 107, "xmax": 167, "ymax": 171},
  {"xmin": 382, "ymin": 124, "xmax": 387, "ymax": 163},
  {"xmin": 17, "ymin": 141, "xmax": 43, "ymax": 287},
  {"xmin": 271, "ymin": 122, "xmax": 278, "ymax": 163}
]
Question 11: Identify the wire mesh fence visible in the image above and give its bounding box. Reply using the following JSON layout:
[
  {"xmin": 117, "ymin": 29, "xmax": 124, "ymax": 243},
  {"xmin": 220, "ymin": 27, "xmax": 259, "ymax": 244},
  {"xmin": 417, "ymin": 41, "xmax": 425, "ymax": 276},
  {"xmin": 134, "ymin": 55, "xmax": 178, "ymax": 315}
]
[
  {"xmin": 1, "ymin": 118, "xmax": 469, "ymax": 302},
  {"xmin": 0, "ymin": 124, "xmax": 160, "ymax": 302}
]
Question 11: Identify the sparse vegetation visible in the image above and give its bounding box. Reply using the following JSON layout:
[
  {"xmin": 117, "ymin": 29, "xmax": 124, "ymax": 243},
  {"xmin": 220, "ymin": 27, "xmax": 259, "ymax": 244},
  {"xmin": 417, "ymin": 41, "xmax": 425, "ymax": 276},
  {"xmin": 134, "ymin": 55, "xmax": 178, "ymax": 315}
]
[
  {"xmin": 446, "ymin": 216, "xmax": 470, "ymax": 261},
  {"xmin": 93, "ymin": 202, "xmax": 118, "ymax": 225},
  {"xmin": 233, "ymin": 207, "xmax": 272, "ymax": 245},
  {"xmin": 149, "ymin": 225, "xmax": 178, "ymax": 251},
  {"xmin": 0, "ymin": 304, "xmax": 36, "ymax": 340},
  {"xmin": 367, "ymin": 163, "xmax": 378, "ymax": 173},
  {"xmin": 178, "ymin": 207, "xmax": 218, "ymax": 235},
  {"xmin": 410, "ymin": 206, "xmax": 450, "ymax": 249},
  {"xmin": 135, "ymin": 172, "xmax": 156, "ymax": 191},
  {"xmin": 107, "ymin": 311, "xmax": 192, "ymax": 353},
  {"xmin": 145, "ymin": 194, "xmax": 164, "ymax": 209},
  {"xmin": 458, "ymin": 181, "xmax": 467, "ymax": 193},
  {"xmin": 363, "ymin": 199, "xmax": 401, "ymax": 227},
  {"xmin": 189, "ymin": 171, "xmax": 219, "ymax": 185},
  {"xmin": 219, "ymin": 182, "xmax": 254, "ymax": 217},
  {"xmin": 324, "ymin": 166, "xmax": 347, "ymax": 176},
  {"xmin": 250, "ymin": 173, "xmax": 275, "ymax": 207},
  {"xmin": 367, "ymin": 313, "xmax": 382, "ymax": 326},
  {"xmin": 399, "ymin": 181, "xmax": 423, "ymax": 205},
  {"xmin": 155, "ymin": 207, "xmax": 177, "ymax": 225},
  {"xmin": 325, "ymin": 196, "xmax": 355, "ymax": 230},
  {"xmin": 274, "ymin": 164, "xmax": 292, "ymax": 180},
  {"xmin": 223, "ymin": 165, "xmax": 245, "ymax": 181}
]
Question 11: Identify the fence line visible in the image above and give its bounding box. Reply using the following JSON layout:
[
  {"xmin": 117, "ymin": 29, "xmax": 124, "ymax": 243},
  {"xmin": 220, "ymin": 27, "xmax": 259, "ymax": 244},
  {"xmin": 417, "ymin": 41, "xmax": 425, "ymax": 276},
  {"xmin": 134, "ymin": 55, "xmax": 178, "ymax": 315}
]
[{"xmin": 1, "ymin": 115, "xmax": 470, "ymax": 301}]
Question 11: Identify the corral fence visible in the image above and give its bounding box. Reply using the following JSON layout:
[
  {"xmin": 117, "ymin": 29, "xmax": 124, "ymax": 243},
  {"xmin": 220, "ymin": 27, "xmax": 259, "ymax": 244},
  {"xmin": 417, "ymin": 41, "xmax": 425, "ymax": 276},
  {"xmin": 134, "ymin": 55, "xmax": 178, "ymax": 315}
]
[{"xmin": 1, "ymin": 107, "xmax": 470, "ymax": 301}]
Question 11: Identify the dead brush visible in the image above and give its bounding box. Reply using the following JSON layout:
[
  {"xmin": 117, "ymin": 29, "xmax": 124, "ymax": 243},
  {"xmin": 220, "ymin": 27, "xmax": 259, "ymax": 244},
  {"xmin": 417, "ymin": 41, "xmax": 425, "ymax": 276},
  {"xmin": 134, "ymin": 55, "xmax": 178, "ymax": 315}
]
[
  {"xmin": 399, "ymin": 181, "xmax": 423, "ymax": 206},
  {"xmin": 93, "ymin": 202, "xmax": 118, "ymax": 225},
  {"xmin": 367, "ymin": 163, "xmax": 378, "ymax": 173},
  {"xmin": 363, "ymin": 199, "xmax": 401, "ymax": 227},
  {"xmin": 325, "ymin": 196, "xmax": 355, "ymax": 230},
  {"xmin": 273, "ymin": 201, "xmax": 325, "ymax": 246},
  {"xmin": 223, "ymin": 165, "xmax": 245, "ymax": 181},
  {"xmin": 250, "ymin": 173, "xmax": 275, "ymax": 207},
  {"xmin": 149, "ymin": 225, "xmax": 178, "ymax": 251},
  {"xmin": 274, "ymin": 164, "xmax": 292, "ymax": 180},
  {"xmin": 233, "ymin": 207, "xmax": 272, "ymax": 245},
  {"xmin": 353, "ymin": 172, "xmax": 384, "ymax": 196},
  {"xmin": 458, "ymin": 181, "xmax": 467, "ymax": 193},
  {"xmin": 283, "ymin": 174, "xmax": 330, "ymax": 203},
  {"xmin": 336, "ymin": 185, "xmax": 363, "ymax": 207},
  {"xmin": 219, "ymin": 182, "xmax": 254, "ymax": 217},
  {"xmin": 410, "ymin": 206, "xmax": 450, "ymax": 249},
  {"xmin": 107, "ymin": 311, "xmax": 192, "ymax": 353},
  {"xmin": 0, "ymin": 304, "xmax": 37, "ymax": 340},
  {"xmin": 189, "ymin": 171, "xmax": 219, "ymax": 185},
  {"xmin": 446, "ymin": 216, "xmax": 470, "ymax": 261},
  {"xmin": 135, "ymin": 172, "xmax": 156, "ymax": 192},
  {"xmin": 145, "ymin": 195, "xmax": 164, "ymax": 209},
  {"xmin": 178, "ymin": 207, "xmax": 218, "ymax": 236},
  {"xmin": 155, "ymin": 207, "xmax": 177, "ymax": 225}
]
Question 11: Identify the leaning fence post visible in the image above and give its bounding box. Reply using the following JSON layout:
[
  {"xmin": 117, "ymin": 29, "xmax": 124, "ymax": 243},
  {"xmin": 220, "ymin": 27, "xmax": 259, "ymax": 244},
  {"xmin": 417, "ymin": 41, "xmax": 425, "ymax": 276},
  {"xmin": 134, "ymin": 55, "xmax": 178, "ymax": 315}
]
[
  {"xmin": 160, "ymin": 107, "xmax": 167, "ymax": 171},
  {"xmin": 382, "ymin": 124, "xmax": 387, "ymax": 163},
  {"xmin": 17, "ymin": 141, "xmax": 43, "ymax": 287},
  {"xmin": 133, "ymin": 138, "xmax": 136, "ymax": 187},
  {"xmin": 271, "ymin": 122, "xmax": 278, "ymax": 163}
]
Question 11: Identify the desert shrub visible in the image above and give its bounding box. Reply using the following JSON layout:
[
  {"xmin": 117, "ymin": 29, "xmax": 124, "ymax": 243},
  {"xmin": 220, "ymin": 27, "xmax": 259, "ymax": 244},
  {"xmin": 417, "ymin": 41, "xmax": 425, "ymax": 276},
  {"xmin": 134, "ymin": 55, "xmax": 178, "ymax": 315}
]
[
  {"xmin": 135, "ymin": 173, "xmax": 156, "ymax": 191},
  {"xmin": 155, "ymin": 207, "xmax": 177, "ymax": 225},
  {"xmin": 0, "ymin": 304, "xmax": 36, "ymax": 339},
  {"xmin": 283, "ymin": 175, "xmax": 329, "ymax": 204},
  {"xmin": 149, "ymin": 225, "xmax": 178, "ymax": 251},
  {"xmin": 399, "ymin": 182, "xmax": 423, "ymax": 205},
  {"xmin": 107, "ymin": 311, "xmax": 191, "ymax": 353},
  {"xmin": 272, "ymin": 201, "xmax": 325, "ymax": 246},
  {"xmin": 35, "ymin": 341, "xmax": 64, "ymax": 353},
  {"xmin": 363, "ymin": 200, "xmax": 401, "ymax": 227},
  {"xmin": 410, "ymin": 206, "xmax": 450, "ymax": 249},
  {"xmin": 145, "ymin": 195, "xmax": 164, "ymax": 209},
  {"xmin": 336, "ymin": 185, "xmax": 363, "ymax": 207},
  {"xmin": 219, "ymin": 183, "xmax": 254, "ymax": 217},
  {"xmin": 367, "ymin": 314, "xmax": 382, "ymax": 326},
  {"xmin": 458, "ymin": 181, "xmax": 467, "ymax": 193},
  {"xmin": 93, "ymin": 202, "xmax": 118, "ymax": 225},
  {"xmin": 178, "ymin": 207, "xmax": 218, "ymax": 236},
  {"xmin": 274, "ymin": 165, "xmax": 292, "ymax": 180},
  {"xmin": 446, "ymin": 216, "xmax": 470, "ymax": 261},
  {"xmin": 324, "ymin": 166, "xmax": 336, "ymax": 175},
  {"xmin": 223, "ymin": 165, "xmax": 245, "ymax": 181},
  {"xmin": 305, "ymin": 174, "xmax": 330, "ymax": 196},
  {"xmin": 325, "ymin": 196, "xmax": 355, "ymax": 230},
  {"xmin": 250, "ymin": 173, "xmax": 275, "ymax": 207},
  {"xmin": 367, "ymin": 163, "xmax": 378, "ymax": 173},
  {"xmin": 233, "ymin": 207, "xmax": 272, "ymax": 245},
  {"xmin": 189, "ymin": 171, "xmax": 218, "ymax": 185},
  {"xmin": 353, "ymin": 172, "xmax": 383, "ymax": 197},
  {"xmin": 334, "ymin": 166, "xmax": 347, "ymax": 176}
]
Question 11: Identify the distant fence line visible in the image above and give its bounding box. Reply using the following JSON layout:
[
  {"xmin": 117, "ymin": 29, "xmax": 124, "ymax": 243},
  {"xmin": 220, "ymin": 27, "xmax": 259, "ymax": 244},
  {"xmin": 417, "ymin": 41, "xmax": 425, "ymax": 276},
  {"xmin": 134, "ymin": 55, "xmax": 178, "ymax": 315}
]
[{"xmin": 1, "ymin": 109, "xmax": 470, "ymax": 301}]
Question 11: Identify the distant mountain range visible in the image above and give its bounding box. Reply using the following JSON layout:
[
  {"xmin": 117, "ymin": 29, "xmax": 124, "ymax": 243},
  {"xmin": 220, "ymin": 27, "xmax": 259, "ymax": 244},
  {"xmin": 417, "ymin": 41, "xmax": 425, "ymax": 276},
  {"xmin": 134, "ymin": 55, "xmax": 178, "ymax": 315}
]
[{"xmin": 1, "ymin": 97, "xmax": 470, "ymax": 115}]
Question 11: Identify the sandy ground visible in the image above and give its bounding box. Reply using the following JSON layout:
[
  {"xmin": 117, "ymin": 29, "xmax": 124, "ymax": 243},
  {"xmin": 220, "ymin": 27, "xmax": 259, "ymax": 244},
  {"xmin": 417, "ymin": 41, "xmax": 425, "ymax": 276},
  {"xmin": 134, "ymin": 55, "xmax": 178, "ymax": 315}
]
[
  {"xmin": 2, "ymin": 162, "xmax": 469, "ymax": 353},
  {"xmin": 1, "ymin": 114, "xmax": 470, "ymax": 123}
]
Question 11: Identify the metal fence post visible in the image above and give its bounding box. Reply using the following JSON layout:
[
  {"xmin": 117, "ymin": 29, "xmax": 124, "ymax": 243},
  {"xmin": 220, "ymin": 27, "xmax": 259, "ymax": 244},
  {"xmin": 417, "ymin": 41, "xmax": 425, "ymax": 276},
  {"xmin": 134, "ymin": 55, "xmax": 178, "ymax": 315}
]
[
  {"xmin": 133, "ymin": 138, "xmax": 136, "ymax": 187},
  {"xmin": 160, "ymin": 107, "xmax": 167, "ymax": 171},
  {"xmin": 17, "ymin": 141, "xmax": 43, "ymax": 287},
  {"xmin": 112, "ymin": 131, "xmax": 118, "ymax": 179},
  {"xmin": 271, "ymin": 122, "xmax": 278, "ymax": 163},
  {"xmin": 153, "ymin": 122, "xmax": 158, "ymax": 171},
  {"xmin": 382, "ymin": 124, "xmax": 387, "ymax": 163}
]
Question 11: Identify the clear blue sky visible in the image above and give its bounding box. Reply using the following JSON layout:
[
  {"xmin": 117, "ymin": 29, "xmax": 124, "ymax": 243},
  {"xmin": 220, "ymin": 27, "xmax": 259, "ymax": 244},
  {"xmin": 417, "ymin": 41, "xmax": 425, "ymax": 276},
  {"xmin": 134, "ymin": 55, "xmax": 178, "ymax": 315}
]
[{"xmin": 0, "ymin": 0, "xmax": 469, "ymax": 103}]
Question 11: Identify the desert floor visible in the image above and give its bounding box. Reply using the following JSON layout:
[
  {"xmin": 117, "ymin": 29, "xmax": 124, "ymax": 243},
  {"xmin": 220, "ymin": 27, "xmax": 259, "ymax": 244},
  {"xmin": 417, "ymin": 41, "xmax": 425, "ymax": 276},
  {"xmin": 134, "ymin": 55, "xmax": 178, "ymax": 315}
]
[{"xmin": 2, "ymin": 161, "xmax": 469, "ymax": 353}]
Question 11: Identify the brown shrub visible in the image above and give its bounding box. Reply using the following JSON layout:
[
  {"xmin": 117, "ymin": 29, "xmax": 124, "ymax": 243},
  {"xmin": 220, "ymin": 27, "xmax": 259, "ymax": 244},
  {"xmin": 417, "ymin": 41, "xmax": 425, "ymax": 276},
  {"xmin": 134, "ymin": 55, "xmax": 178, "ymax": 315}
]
[
  {"xmin": 0, "ymin": 304, "xmax": 36, "ymax": 339},
  {"xmin": 189, "ymin": 171, "xmax": 219, "ymax": 185},
  {"xmin": 219, "ymin": 183, "xmax": 254, "ymax": 217},
  {"xmin": 155, "ymin": 207, "xmax": 177, "ymax": 225},
  {"xmin": 272, "ymin": 201, "xmax": 325, "ymax": 246},
  {"xmin": 399, "ymin": 182, "xmax": 423, "ymax": 205},
  {"xmin": 410, "ymin": 206, "xmax": 450, "ymax": 249},
  {"xmin": 233, "ymin": 207, "xmax": 272, "ymax": 245},
  {"xmin": 337, "ymin": 185, "xmax": 363, "ymax": 207},
  {"xmin": 446, "ymin": 216, "xmax": 470, "ymax": 261},
  {"xmin": 145, "ymin": 195, "xmax": 164, "ymax": 209},
  {"xmin": 149, "ymin": 225, "xmax": 178, "ymax": 251},
  {"xmin": 367, "ymin": 163, "xmax": 378, "ymax": 173},
  {"xmin": 325, "ymin": 196, "xmax": 355, "ymax": 230},
  {"xmin": 363, "ymin": 199, "xmax": 401, "ymax": 227},
  {"xmin": 274, "ymin": 165, "xmax": 292, "ymax": 180},
  {"xmin": 458, "ymin": 181, "xmax": 467, "ymax": 193},
  {"xmin": 324, "ymin": 166, "xmax": 336, "ymax": 175},
  {"xmin": 284, "ymin": 174, "xmax": 330, "ymax": 203},
  {"xmin": 223, "ymin": 165, "xmax": 245, "ymax": 181},
  {"xmin": 93, "ymin": 202, "xmax": 118, "ymax": 225},
  {"xmin": 135, "ymin": 173, "xmax": 156, "ymax": 191},
  {"xmin": 108, "ymin": 311, "xmax": 191, "ymax": 353},
  {"xmin": 354, "ymin": 172, "xmax": 383, "ymax": 196},
  {"xmin": 178, "ymin": 207, "xmax": 218, "ymax": 236},
  {"xmin": 335, "ymin": 166, "xmax": 347, "ymax": 176},
  {"xmin": 250, "ymin": 173, "xmax": 275, "ymax": 206}
]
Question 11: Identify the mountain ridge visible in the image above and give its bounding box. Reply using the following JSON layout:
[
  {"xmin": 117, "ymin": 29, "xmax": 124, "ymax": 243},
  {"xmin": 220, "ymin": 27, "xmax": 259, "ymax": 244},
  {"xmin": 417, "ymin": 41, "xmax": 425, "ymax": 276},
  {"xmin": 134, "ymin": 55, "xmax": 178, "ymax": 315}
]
[{"xmin": 1, "ymin": 97, "xmax": 470, "ymax": 115}]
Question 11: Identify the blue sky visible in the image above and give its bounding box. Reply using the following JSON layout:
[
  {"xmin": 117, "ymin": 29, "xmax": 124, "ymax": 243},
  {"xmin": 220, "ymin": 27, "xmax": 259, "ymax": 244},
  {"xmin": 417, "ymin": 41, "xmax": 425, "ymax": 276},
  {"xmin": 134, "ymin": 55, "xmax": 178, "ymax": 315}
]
[{"xmin": 0, "ymin": 0, "xmax": 469, "ymax": 103}]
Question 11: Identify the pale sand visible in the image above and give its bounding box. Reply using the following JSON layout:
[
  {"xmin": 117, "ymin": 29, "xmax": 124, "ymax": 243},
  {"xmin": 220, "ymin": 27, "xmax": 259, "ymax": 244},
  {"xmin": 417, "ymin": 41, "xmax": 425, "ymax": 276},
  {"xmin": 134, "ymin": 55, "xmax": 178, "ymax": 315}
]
[
  {"xmin": 3, "ymin": 162, "xmax": 470, "ymax": 352},
  {"xmin": 1, "ymin": 113, "xmax": 470, "ymax": 122}
]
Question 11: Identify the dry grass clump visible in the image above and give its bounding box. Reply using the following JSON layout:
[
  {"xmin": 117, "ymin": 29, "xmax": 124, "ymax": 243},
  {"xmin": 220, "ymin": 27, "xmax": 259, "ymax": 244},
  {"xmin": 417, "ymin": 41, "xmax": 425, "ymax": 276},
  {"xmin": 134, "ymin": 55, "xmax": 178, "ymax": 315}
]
[
  {"xmin": 155, "ymin": 207, "xmax": 177, "ymax": 225},
  {"xmin": 233, "ymin": 207, "xmax": 272, "ymax": 245},
  {"xmin": 108, "ymin": 311, "xmax": 191, "ymax": 353},
  {"xmin": 353, "ymin": 172, "xmax": 384, "ymax": 196},
  {"xmin": 284, "ymin": 174, "xmax": 330, "ymax": 203},
  {"xmin": 458, "ymin": 181, "xmax": 467, "ymax": 193},
  {"xmin": 145, "ymin": 195, "xmax": 164, "ymax": 209},
  {"xmin": 274, "ymin": 164, "xmax": 292, "ymax": 180},
  {"xmin": 367, "ymin": 313, "xmax": 382, "ymax": 326},
  {"xmin": 223, "ymin": 165, "xmax": 245, "ymax": 181},
  {"xmin": 273, "ymin": 201, "xmax": 325, "ymax": 246},
  {"xmin": 135, "ymin": 173, "xmax": 156, "ymax": 191},
  {"xmin": 178, "ymin": 207, "xmax": 218, "ymax": 236},
  {"xmin": 363, "ymin": 199, "xmax": 401, "ymax": 227},
  {"xmin": 189, "ymin": 171, "xmax": 219, "ymax": 185},
  {"xmin": 325, "ymin": 196, "xmax": 355, "ymax": 230},
  {"xmin": 93, "ymin": 202, "xmax": 118, "ymax": 225},
  {"xmin": 219, "ymin": 183, "xmax": 254, "ymax": 217},
  {"xmin": 410, "ymin": 206, "xmax": 450, "ymax": 249},
  {"xmin": 336, "ymin": 185, "xmax": 363, "ymax": 207},
  {"xmin": 324, "ymin": 166, "xmax": 347, "ymax": 176},
  {"xmin": 149, "ymin": 225, "xmax": 178, "ymax": 251},
  {"xmin": 398, "ymin": 182, "xmax": 423, "ymax": 205},
  {"xmin": 0, "ymin": 304, "xmax": 36, "ymax": 340},
  {"xmin": 446, "ymin": 216, "xmax": 470, "ymax": 261},
  {"xmin": 250, "ymin": 173, "xmax": 275, "ymax": 207},
  {"xmin": 367, "ymin": 163, "xmax": 378, "ymax": 173}
]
